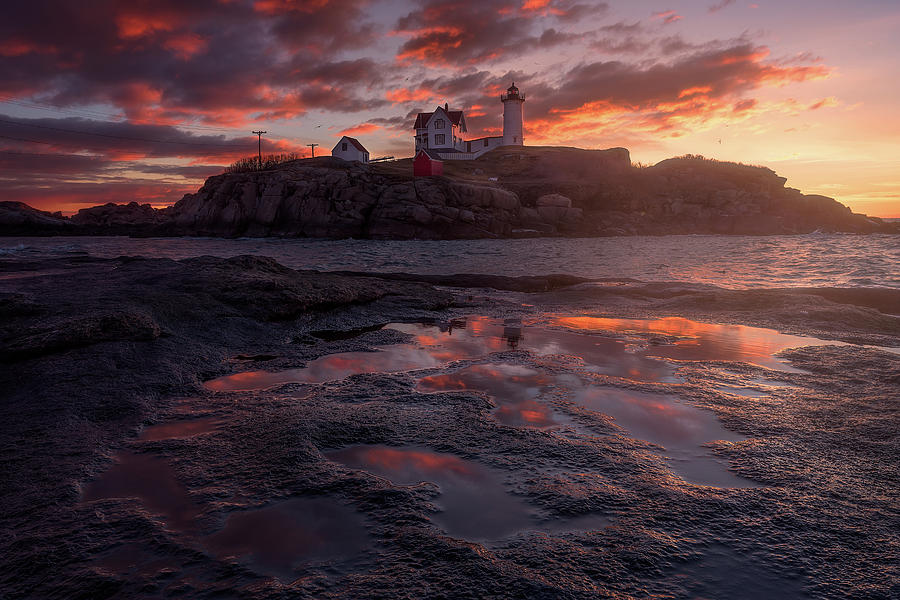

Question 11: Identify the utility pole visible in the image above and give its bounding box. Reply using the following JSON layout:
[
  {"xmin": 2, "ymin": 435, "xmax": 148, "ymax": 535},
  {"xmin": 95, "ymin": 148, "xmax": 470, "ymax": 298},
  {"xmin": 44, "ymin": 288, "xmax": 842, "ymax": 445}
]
[
  {"xmin": 307, "ymin": 143, "xmax": 319, "ymax": 158},
  {"xmin": 252, "ymin": 130, "xmax": 266, "ymax": 167}
]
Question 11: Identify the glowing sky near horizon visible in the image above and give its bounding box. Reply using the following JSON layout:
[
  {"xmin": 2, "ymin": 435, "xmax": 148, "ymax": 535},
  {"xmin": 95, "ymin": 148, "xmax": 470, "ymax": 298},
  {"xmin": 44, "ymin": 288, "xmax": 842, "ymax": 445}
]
[{"xmin": 1, "ymin": 0, "xmax": 897, "ymax": 216}]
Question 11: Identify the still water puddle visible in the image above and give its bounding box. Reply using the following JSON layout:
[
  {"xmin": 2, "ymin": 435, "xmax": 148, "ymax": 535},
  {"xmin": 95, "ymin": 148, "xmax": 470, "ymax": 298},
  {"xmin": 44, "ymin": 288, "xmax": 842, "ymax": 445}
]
[
  {"xmin": 418, "ymin": 363, "xmax": 564, "ymax": 428},
  {"xmin": 207, "ymin": 314, "xmax": 848, "ymax": 393},
  {"xmin": 328, "ymin": 445, "xmax": 533, "ymax": 540},
  {"xmin": 392, "ymin": 318, "xmax": 678, "ymax": 382},
  {"xmin": 574, "ymin": 387, "xmax": 753, "ymax": 488},
  {"xmin": 85, "ymin": 416, "xmax": 370, "ymax": 581},
  {"xmin": 205, "ymin": 315, "xmax": 682, "ymax": 392},
  {"xmin": 204, "ymin": 497, "xmax": 369, "ymax": 583},
  {"xmin": 82, "ymin": 450, "xmax": 203, "ymax": 531},
  {"xmin": 327, "ymin": 445, "xmax": 608, "ymax": 540},
  {"xmin": 549, "ymin": 316, "xmax": 845, "ymax": 372},
  {"xmin": 140, "ymin": 417, "xmax": 221, "ymax": 441},
  {"xmin": 82, "ymin": 416, "xmax": 222, "ymax": 530},
  {"xmin": 204, "ymin": 345, "xmax": 467, "ymax": 392},
  {"xmin": 203, "ymin": 315, "xmax": 836, "ymax": 488}
]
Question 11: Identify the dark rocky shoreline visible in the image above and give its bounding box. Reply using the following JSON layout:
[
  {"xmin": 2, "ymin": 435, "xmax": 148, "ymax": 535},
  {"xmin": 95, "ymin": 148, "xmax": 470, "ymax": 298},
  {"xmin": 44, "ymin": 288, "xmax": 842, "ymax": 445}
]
[
  {"xmin": 4, "ymin": 147, "xmax": 896, "ymax": 239},
  {"xmin": 2, "ymin": 254, "xmax": 899, "ymax": 598}
]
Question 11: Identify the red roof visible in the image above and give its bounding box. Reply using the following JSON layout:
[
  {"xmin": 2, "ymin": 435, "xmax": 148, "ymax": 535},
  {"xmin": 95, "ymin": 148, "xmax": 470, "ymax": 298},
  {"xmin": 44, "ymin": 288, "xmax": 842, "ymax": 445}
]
[
  {"xmin": 415, "ymin": 148, "xmax": 443, "ymax": 161},
  {"xmin": 342, "ymin": 136, "xmax": 368, "ymax": 153},
  {"xmin": 414, "ymin": 107, "xmax": 465, "ymax": 129}
]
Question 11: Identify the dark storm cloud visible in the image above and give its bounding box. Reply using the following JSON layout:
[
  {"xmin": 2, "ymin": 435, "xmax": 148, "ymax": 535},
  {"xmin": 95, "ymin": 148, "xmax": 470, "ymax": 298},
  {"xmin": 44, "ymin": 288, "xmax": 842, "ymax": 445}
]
[
  {"xmin": 366, "ymin": 115, "xmax": 414, "ymax": 132},
  {"xmin": 0, "ymin": 114, "xmax": 269, "ymax": 158},
  {"xmin": 394, "ymin": 0, "xmax": 602, "ymax": 65},
  {"xmin": 448, "ymin": 42, "xmax": 828, "ymax": 136},
  {"xmin": 553, "ymin": 2, "xmax": 607, "ymax": 23},
  {"xmin": 0, "ymin": 0, "xmax": 387, "ymax": 123},
  {"xmin": 532, "ymin": 43, "xmax": 826, "ymax": 118},
  {"xmin": 262, "ymin": 0, "xmax": 378, "ymax": 52},
  {"xmin": 538, "ymin": 28, "xmax": 584, "ymax": 47},
  {"xmin": 0, "ymin": 150, "xmax": 107, "ymax": 175}
]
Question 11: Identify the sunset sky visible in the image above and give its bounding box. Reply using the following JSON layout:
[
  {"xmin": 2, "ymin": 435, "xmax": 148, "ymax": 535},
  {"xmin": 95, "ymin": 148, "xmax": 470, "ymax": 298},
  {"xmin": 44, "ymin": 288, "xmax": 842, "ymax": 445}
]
[{"xmin": 1, "ymin": 0, "xmax": 897, "ymax": 216}]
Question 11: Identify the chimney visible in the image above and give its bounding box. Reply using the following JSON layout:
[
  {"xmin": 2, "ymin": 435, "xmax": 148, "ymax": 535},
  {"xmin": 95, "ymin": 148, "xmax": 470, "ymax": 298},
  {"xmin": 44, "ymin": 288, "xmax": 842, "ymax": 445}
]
[{"xmin": 444, "ymin": 102, "xmax": 448, "ymax": 111}]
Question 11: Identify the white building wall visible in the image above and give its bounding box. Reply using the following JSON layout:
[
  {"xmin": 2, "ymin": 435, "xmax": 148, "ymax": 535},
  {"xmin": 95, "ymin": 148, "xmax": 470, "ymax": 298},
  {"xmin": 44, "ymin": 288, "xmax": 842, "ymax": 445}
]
[
  {"xmin": 463, "ymin": 136, "xmax": 503, "ymax": 158},
  {"xmin": 331, "ymin": 137, "xmax": 369, "ymax": 163},
  {"xmin": 427, "ymin": 117, "xmax": 465, "ymax": 149},
  {"xmin": 502, "ymin": 99, "xmax": 524, "ymax": 146}
]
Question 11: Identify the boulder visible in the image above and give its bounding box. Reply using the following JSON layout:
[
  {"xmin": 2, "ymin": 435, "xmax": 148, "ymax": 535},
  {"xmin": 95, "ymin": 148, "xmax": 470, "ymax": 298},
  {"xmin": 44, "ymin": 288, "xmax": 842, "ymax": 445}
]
[
  {"xmin": 71, "ymin": 202, "xmax": 166, "ymax": 227},
  {"xmin": 536, "ymin": 194, "xmax": 572, "ymax": 208},
  {"xmin": 537, "ymin": 205, "xmax": 582, "ymax": 222}
]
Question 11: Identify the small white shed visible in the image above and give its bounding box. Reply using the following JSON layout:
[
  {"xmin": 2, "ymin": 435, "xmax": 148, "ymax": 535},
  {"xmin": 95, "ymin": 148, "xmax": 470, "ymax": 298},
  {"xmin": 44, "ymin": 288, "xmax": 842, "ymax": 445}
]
[{"xmin": 331, "ymin": 136, "xmax": 370, "ymax": 163}]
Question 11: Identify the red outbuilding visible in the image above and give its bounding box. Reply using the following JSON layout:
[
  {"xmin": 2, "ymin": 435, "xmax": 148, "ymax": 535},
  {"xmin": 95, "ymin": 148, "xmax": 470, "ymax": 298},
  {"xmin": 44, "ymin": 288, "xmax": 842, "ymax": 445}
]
[{"xmin": 413, "ymin": 148, "xmax": 444, "ymax": 177}]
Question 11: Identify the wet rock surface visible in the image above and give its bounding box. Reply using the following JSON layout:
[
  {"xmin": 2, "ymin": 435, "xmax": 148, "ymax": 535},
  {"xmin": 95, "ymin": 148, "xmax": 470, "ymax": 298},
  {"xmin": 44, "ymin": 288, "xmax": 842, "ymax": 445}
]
[{"xmin": 1, "ymin": 255, "xmax": 899, "ymax": 599}]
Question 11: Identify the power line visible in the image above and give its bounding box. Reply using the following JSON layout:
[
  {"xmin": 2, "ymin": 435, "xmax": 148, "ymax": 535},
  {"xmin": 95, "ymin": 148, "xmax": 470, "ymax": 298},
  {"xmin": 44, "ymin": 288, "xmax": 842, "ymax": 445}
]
[{"xmin": 252, "ymin": 130, "xmax": 266, "ymax": 164}]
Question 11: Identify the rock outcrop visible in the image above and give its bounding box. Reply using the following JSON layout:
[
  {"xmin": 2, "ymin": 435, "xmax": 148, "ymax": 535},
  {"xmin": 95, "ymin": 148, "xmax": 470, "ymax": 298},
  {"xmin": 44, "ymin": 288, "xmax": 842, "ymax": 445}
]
[
  {"xmin": 3, "ymin": 146, "xmax": 896, "ymax": 238},
  {"xmin": 71, "ymin": 201, "xmax": 168, "ymax": 231},
  {"xmin": 0, "ymin": 201, "xmax": 73, "ymax": 235},
  {"xmin": 167, "ymin": 157, "xmax": 525, "ymax": 239}
]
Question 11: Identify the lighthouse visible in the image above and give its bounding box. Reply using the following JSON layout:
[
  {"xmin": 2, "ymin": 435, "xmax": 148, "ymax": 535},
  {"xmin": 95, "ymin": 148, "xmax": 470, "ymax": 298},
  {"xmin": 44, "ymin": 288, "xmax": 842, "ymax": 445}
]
[
  {"xmin": 411, "ymin": 82, "xmax": 528, "ymax": 159},
  {"xmin": 501, "ymin": 82, "xmax": 525, "ymax": 146}
]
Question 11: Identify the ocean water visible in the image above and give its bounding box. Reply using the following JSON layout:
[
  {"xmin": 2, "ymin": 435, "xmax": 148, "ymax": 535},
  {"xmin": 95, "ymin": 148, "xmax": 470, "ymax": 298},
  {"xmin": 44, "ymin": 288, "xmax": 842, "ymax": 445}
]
[{"xmin": 1, "ymin": 233, "xmax": 898, "ymax": 288}]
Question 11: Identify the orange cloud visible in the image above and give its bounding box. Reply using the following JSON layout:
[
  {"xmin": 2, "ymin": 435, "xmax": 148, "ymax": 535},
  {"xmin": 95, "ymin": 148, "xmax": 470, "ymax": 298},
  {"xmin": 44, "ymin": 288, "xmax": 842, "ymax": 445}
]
[
  {"xmin": 338, "ymin": 123, "xmax": 381, "ymax": 136},
  {"xmin": 163, "ymin": 33, "xmax": 208, "ymax": 60},
  {"xmin": 253, "ymin": 0, "xmax": 331, "ymax": 14},
  {"xmin": 520, "ymin": 0, "xmax": 566, "ymax": 15},
  {"xmin": 385, "ymin": 87, "xmax": 435, "ymax": 104},
  {"xmin": 652, "ymin": 10, "xmax": 683, "ymax": 24},
  {"xmin": 394, "ymin": 27, "xmax": 467, "ymax": 64},
  {"xmin": 116, "ymin": 13, "xmax": 175, "ymax": 39},
  {"xmin": 678, "ymin": 86, "xmax": 713, "ymax": 98},
  {"xmin": 0, "ymin": 39, "xmax": 55, "ymax": 57}
]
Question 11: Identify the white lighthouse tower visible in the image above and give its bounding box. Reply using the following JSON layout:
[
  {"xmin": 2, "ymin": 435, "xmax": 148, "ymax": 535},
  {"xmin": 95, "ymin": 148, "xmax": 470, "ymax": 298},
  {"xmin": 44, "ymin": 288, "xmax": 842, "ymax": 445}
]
[{"xmin": 501, "ymin": 82, "xmax": 525, "ymax": 146}]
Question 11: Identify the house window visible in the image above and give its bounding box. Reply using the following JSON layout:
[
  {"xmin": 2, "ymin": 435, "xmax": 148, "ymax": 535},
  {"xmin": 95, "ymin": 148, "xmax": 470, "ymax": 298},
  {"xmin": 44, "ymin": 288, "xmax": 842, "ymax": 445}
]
[
  {"xmin": 435, "ymin": 134, "xmax": 445, "ymax": 145},
  {"xmin": 484, "ymin": 139, "xmax": 489, "ymax": 147},
  {"xmin": 513, "ymin": 136, "xmax": 517, "ymax": 143},
  {"xmin": 435, "ymin": 119, "xmax": 444, "ymax": 128}
]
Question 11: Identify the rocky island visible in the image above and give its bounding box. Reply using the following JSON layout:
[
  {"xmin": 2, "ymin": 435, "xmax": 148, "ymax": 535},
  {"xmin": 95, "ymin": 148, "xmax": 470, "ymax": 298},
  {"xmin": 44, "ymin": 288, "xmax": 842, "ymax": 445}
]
[{"xmin": 2, "ymin": 146, "xmax": 896, "ymax": 238}]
